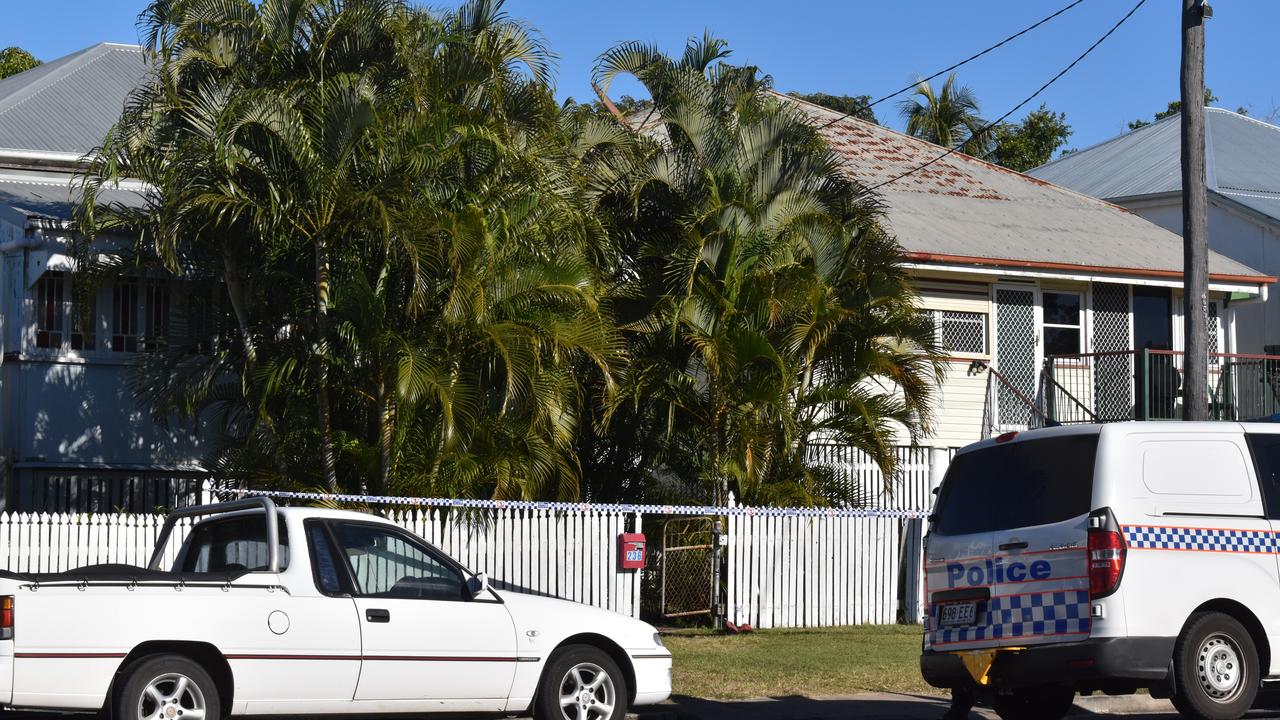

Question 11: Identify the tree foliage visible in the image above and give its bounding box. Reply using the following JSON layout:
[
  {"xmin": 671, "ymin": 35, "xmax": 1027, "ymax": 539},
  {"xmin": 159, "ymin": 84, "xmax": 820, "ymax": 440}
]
[
  {"xmin": 79, "ymin": 5, "xmax": 940, "ymax": 506},
  {"xmin": 898, "ymin": 73, "xmax": 988, "ymax": 157},
  {"xmin": 788, "ymin": 92, "xmax": 878, "ymax": 124},
  {"xmin": 989, "ymin": 104, "xmax": 1072, "ymax": 172},
  {"xmin": 0, "ymin": 47, "xmax": 40, "ymax": 80},
  {"xmin": 1129, "ymin": 88, "xmax": 1218, "ymax": 130}
]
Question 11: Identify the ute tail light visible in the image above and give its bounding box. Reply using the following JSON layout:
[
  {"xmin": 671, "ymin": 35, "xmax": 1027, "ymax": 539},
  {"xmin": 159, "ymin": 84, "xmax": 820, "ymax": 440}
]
[
  {"xmin": 1088, "ymin": 509, "xmax": 1126, "ymax": 598},
  {"xmin": 1, "ymin": 595, "xmax": 12, "ymax": 640}
]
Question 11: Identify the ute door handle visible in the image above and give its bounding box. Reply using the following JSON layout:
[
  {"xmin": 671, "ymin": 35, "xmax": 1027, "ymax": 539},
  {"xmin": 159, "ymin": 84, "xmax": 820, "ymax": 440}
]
[
  {"xmin": 366, "ymin": 608, "xmax": 391, "ymax": 623},
  {"xmin": 999, "ymin": 541, "xmax": 1028, "ymax": 551}
]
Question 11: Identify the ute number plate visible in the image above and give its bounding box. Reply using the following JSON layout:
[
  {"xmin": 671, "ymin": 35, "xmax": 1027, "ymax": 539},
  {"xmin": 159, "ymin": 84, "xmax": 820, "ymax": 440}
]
[{"xmin": 939, "ymin": 601, "xmax": 978, "ymax": 627}]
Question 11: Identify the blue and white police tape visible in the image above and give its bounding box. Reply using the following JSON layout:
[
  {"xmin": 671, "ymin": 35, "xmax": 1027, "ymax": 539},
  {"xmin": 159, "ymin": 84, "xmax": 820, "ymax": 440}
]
[{"xmin": 228, "ymin": 488, "xmax": 928, "ymax": 519}]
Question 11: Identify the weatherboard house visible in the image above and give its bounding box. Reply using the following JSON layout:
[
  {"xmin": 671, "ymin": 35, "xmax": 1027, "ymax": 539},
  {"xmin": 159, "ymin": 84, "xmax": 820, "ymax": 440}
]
[
  {"xmin": 0, "ymin": 44, "xmax": 1275, "ymax": 512},
  {"xmin": 787, "ymin": 96, "xmax": 1277, "ymax": 448},
  {"xmin": 1029, "ymin": 108, "xmax": 1280, "ymax": 355},
  {"xmin": 0, "ymin": 44, "xmax": 209, "ymax": 512}
]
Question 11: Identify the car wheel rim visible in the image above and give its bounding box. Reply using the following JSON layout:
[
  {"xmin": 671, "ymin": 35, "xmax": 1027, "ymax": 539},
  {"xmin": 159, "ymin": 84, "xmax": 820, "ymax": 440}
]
[
  {"xmin": 557, "ymin": 661, "xmax": 616, "ymax": 720},
  {"xmin": 1197, "ymin": 633, "xmax": 1244, "ymax": 703},
  {"xmin": 137, "ymin": 672, "xmax": 207, "ymax": 720}
]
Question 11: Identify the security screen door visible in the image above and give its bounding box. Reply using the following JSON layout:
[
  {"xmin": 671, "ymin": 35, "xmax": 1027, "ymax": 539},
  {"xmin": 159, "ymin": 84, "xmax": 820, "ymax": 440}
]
[{"xmin": 994, "ymin": 286, "xmax": 1039, "ymax": 429}]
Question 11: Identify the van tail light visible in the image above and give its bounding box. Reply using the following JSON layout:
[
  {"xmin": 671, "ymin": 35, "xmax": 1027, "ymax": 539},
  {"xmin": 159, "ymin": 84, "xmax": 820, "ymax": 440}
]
[
  {"xmin": 1088, "ymin": 508, "xmax": 1126, "ymax": 599},
  {"xmin": 1, "ymin": 595, "xmax": 13, "ymax": 640}
]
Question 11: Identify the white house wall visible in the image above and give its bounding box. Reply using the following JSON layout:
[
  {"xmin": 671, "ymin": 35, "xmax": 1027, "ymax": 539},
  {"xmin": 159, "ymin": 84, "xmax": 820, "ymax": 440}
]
[
  {"xmin": 913, "ymin": 281, "xmax": 993, "ymax": 449},
  {"xmin": 0, "ymin": 360, "xmax": 203, "ymax": 468},
  {"xmin": 1122, "ymin": 197, "xmax": 1279, "ymax": 353},
  {"xmin": 0, "ymin": 229, "xmax": 207, "ymax": 507}
]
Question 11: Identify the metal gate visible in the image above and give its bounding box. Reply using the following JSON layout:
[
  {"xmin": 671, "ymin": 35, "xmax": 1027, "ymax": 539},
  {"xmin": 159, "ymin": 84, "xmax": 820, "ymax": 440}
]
[{"xmin": 661, "ymin": 517, "xmax": 715, "ymax": 618}]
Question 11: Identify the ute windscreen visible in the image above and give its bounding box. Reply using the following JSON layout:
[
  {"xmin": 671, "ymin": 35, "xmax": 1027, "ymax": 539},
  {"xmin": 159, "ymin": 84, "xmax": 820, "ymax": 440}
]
[{"xmin": 933, "ymin": 435, "xmax": 1098, "ymax": 535}]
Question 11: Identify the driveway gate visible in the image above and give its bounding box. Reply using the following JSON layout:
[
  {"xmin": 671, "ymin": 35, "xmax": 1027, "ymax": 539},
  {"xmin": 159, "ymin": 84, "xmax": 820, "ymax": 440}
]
[{"xmin": 660, "ymin": 517, "xmax": 715, "ymax": 618}]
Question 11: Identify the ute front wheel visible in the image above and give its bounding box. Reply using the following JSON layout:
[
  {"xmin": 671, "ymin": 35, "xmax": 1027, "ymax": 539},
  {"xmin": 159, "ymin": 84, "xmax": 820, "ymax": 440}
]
[{"xmin": 116, "ymin": 653, "xmax": 220, "ymax": 720}]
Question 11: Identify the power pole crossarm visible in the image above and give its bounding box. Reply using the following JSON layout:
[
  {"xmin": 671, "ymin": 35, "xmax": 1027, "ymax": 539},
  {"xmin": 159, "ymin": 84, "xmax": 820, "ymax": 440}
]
[{"xmin": 1181, "ymin": 0, "xmax": 1211, "ymax": 421}]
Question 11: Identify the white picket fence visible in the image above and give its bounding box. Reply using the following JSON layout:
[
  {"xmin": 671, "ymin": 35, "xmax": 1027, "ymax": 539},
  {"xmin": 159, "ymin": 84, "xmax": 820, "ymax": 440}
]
[
  {"xmin": 0, "ymin": 508, "xmax": 643, "ymax": 618},
  {"xmin": 0, "ymin": 446, "xmax": 951, "ymax": 627},
  {"xmin": 724, "ymin": 445, "xmax": 948, "ymax": 628}
]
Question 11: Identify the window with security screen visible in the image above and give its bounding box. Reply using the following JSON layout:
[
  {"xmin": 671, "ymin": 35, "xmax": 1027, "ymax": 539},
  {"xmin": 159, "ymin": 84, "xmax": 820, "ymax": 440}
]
[
  {"xmin": 934, "ymin": 310, "xmax": 988, "ymax": 355},
  {"xmin": 34, "ymin": 272, "xmax": 65, "ymax": 349}
]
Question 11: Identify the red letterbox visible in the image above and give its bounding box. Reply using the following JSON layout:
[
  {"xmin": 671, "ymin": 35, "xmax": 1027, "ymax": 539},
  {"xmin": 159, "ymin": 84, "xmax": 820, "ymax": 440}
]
[{"xmin": 618, "ymin": 533, "xmax": 646, "ymax": 571}]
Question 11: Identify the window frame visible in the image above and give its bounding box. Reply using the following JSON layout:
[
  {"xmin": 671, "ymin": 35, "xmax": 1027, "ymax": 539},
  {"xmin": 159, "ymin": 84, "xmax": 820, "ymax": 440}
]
[
  {"xmin": 1248, "ymin": 432, "xmax": 1280, "ymax": 520},
  {"xmin": 304, "ymin": 519, "xmax": 356, "ymax": 597},
  {"xmin": 931, "ymin": 308, "xmax": 990, "ymax": 357},
  {"xmin": 173, "ymin": 512, "xmax": 291, "ymax": 575},
  {"xmin": 1041, "ymin": 290, "xmax": 1084, "ymax": 357},
  {"xmin": 319, "ymin": 519, "xmax": 493, "ymax": 604},
  {"xmin": 29, "ymin": 271, "xmax": 101, "ymax": 357}
]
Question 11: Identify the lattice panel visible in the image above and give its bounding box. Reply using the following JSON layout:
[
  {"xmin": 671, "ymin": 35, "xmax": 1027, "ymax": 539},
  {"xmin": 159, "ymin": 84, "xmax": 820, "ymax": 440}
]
[
  {"xmin": 935, "ymin": 310, "xmax": 987, "ymax": 354},
  {"xmin": 995, "ymin": 288, "xmax": 1037, "ymax": 426},
  {"xmin": 1208, "ymin": 301, "xmax": 1220, "ymax": 364},
  {"xmin": 1091, "ymin": 283, "xmax": 1133, "ymax": 421}
]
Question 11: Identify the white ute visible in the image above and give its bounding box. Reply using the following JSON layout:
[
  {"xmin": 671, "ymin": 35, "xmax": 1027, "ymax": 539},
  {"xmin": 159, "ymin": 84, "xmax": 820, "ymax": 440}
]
[{"xmin": 0, "ymin": 498, "xmax": 672, "ymax": 719}]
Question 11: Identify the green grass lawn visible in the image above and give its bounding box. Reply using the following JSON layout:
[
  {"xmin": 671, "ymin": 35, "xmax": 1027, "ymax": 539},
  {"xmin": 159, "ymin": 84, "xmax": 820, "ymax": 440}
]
[{"xmin": 663, "ymin": 624, "xmax": 936, "ymax": 700}]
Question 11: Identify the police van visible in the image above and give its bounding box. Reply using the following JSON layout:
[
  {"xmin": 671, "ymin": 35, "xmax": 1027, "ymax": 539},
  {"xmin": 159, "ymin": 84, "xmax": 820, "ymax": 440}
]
[{"xmin": 920, "ymin": 422, "xmax": 1280, "ymax": 720}]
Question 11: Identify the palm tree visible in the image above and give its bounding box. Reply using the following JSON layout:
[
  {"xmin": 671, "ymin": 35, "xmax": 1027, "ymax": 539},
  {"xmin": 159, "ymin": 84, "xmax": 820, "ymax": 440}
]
[
  {"xmin": 898, "ymin": 72, "xmax": 990, "ymax": 157},
  {"xmin": 590, "ymin": 35, "xmax": 943, "ymax": 506},
  {"xmin": 80, "ymin": 0, "xmax": 618, "ymax": 500}
]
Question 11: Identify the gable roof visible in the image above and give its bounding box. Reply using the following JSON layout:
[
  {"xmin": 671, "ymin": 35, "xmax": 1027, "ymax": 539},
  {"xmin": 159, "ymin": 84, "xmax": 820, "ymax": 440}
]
[
  {"xmin": 782, "ymin": 95, "xmax": 1273, "ymax": 287},
  {"xmin": 1028, "ymin": 108, "xmax": 1280, "ymax": 225},
  {"xmin": 0, "ymin": 43, "xmax": 149, "ymax": 156}
]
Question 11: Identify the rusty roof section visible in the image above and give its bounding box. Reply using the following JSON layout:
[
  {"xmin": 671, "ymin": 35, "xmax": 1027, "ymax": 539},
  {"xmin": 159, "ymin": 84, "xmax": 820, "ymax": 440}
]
[{"xmin": 780, "ymin": 92, "xmax": 1274, "ymax": 286}]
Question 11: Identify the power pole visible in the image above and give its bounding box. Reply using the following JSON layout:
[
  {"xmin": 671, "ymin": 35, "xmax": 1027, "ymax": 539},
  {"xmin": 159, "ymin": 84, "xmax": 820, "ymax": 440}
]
[{"xmin": 1181, "ymin": 0, "xmax": 1211, "ymax": 420}]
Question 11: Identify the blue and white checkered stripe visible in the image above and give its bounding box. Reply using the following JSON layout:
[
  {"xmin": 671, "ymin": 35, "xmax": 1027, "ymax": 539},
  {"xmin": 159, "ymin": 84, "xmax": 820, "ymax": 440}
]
[
  {"xmin": 1124, "ymin": 525, "xmax": 1277, "ymax": 553},
  {"xmin": 928, "ymin": 590, "xmax": 1091, "ymax": 647}
]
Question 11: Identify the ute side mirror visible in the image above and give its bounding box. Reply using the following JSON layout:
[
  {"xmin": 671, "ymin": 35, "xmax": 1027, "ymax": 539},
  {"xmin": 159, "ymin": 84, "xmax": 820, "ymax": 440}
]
[{"xmin": 466, "ymin": 572, "xmax": 490, "ymax": 599}]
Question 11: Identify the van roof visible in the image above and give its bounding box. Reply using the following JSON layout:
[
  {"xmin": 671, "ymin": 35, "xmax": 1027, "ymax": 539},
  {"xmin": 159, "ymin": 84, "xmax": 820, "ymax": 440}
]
[{"xmin": 957, "ymin": 421, "xmax": 1280, "ymax": 457}]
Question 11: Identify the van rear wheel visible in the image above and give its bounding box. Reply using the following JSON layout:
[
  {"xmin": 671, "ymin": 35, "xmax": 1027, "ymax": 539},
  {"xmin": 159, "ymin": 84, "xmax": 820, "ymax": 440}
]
[
  {"xmin": 1172, "ymin": 612, "xmax": 1258, "ymax": 720},
  {"xmin": 991, "ymin": 685, "xmax": 1075, "ymax": 720}
]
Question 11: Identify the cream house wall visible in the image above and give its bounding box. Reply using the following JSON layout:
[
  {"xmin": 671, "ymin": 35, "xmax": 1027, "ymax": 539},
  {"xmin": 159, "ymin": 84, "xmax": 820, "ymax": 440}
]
[{"xmin": 912, "ymin": 277, "xmax": 992, "ymax": 449}]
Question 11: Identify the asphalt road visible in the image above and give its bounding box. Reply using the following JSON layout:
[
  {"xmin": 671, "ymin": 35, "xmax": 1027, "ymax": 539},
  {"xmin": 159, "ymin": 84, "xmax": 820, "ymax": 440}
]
[
  {"xmin": 665, "ymin": 692, "xmax": 1280, "ymax": 720},
  {"xmin": 11, "ymin": 693, "xmax": 1280, "ymax": 719}
]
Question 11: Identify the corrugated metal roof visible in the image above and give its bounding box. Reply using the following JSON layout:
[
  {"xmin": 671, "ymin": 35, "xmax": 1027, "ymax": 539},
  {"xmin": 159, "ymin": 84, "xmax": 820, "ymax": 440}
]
[
  {"xmin": 0, "ymin": 170, "xmax": 149, "ymax": 222},
  {"xmin": 783, "ymin": 95, "xmax": 1271, "ymax": 283},
  {"xmin": 0, "ymin": 43, "xmax": 149, "ymax": 155},
  {"xmin": 1029, "ymin": 108, "xmax": 1280, "ymax": 225}
]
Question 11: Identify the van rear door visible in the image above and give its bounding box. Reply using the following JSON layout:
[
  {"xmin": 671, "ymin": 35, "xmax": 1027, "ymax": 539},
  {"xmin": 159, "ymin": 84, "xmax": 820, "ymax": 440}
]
[{"xmin": 925, "ymin": 432, "xmax": 1098, "ymax": 651}]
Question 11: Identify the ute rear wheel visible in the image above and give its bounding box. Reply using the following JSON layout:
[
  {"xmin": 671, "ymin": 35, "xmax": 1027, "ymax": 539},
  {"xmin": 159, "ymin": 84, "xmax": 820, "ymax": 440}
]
[
  {"xmin": 1172, "ymin": 612, "xmax": 1258, "ymax": 720},
  {"xmin": 992, "ymin": 685, "xmax": 1075, "ymax": 720},
  {"xmin": 115, "ymin": 653, "xmax": 221, "ymax": 720},
  {"xmin": 533, "ymin": 644, "xmax": 628, "ymax": 720}
]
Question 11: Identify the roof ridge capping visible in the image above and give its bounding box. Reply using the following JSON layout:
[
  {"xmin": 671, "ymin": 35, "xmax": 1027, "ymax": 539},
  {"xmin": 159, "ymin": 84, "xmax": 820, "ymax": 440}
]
[
  {"xmin": 1207, "ymin": 106, "xmax": 1280, "ymax": 135},
  {"xmin": 0, "ymin": 42, "xmax": 147, "ymax": 115}
]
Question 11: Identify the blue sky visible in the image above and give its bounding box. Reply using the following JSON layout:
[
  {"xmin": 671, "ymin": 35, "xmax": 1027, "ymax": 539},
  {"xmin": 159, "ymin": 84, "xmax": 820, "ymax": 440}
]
[{"xmin": 4, "ymin": 0, "xmax": 1279, "ymax": 153}]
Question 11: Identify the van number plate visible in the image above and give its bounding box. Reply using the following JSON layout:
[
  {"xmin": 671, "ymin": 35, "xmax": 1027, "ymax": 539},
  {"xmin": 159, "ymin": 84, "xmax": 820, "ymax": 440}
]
[{"xmin": 939, "ymin": 602, "xmax": 978, "ymax": 627}]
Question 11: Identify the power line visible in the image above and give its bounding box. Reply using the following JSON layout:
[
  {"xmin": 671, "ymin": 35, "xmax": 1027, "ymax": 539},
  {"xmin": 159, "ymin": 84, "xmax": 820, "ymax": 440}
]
[
  {"xmin": 816, "ymin": 0, "xmax": 1089, "ymax": 130},
  {"xmin": 857, "ymin": 0, "xmax": 1148, "ymax": 194}
]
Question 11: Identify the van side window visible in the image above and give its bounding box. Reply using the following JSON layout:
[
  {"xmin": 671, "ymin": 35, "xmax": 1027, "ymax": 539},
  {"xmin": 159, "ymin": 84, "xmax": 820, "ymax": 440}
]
[{"xmin": 1247, "ymin": 434, "xmax": 1280, "ymax": 518}]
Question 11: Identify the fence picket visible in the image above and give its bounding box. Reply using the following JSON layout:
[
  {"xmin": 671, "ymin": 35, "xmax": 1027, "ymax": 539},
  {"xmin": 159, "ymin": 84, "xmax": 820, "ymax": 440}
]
[{"xmin": 0, "ymin": 441, "xmax": 942, "ymax": 627}]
